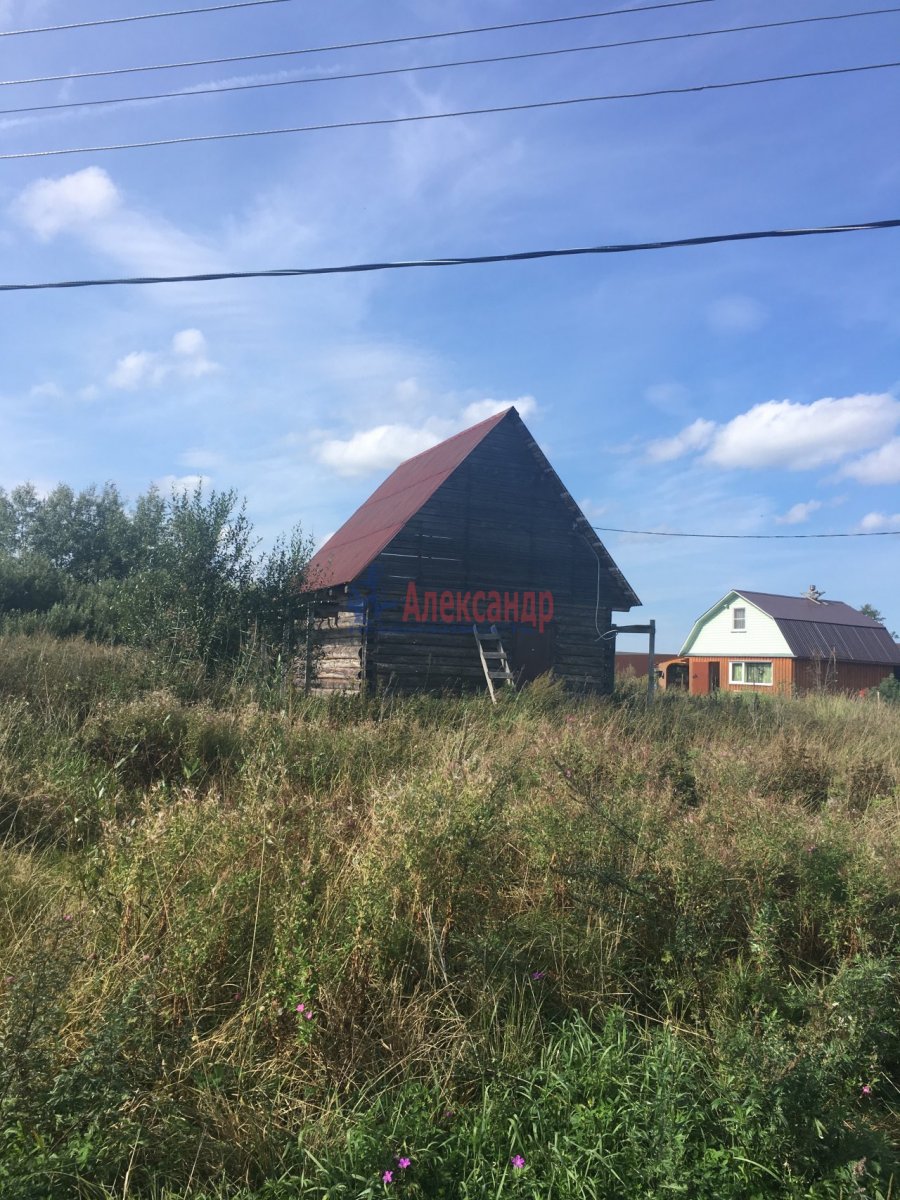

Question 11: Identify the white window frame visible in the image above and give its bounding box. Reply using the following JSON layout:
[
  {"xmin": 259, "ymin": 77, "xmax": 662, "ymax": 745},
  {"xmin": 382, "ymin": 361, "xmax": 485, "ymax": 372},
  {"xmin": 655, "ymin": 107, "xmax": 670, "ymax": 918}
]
[
  {"xmin": 732, "ymin": 607, "xmax": 746, "ymax": 632},
  {"xmin": 729, "ymin": 660, "xmax": 773, "ymax": 686}
]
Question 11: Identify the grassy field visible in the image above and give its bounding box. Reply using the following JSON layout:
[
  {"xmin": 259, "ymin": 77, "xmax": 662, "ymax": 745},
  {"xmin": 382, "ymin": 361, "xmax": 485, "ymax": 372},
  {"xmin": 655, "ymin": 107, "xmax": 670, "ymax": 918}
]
[{"xmin": 0, "ymin": 634, "xmax": 898, "ymax": 1198}]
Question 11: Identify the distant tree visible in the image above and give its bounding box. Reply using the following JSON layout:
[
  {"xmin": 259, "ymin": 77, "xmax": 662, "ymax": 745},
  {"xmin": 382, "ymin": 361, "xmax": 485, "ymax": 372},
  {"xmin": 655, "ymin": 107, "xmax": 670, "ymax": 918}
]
[{"xmin": 860, "ymin": 603, "xmax": 898, "ymax": 639}]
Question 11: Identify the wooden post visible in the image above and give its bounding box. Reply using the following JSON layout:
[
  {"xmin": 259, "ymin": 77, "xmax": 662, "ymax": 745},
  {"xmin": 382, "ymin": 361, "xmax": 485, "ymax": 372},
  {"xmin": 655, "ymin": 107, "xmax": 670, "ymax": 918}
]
[{"xmin": 303, "ymin": 602, "xmax": 314, "ymax": 694}]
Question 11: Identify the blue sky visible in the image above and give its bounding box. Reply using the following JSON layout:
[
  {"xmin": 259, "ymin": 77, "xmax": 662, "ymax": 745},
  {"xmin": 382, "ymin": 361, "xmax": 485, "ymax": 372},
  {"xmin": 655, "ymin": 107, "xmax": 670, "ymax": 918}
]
[{"xmin": 1, "ymin": 0, "xmax": 899, "ymax": 649}]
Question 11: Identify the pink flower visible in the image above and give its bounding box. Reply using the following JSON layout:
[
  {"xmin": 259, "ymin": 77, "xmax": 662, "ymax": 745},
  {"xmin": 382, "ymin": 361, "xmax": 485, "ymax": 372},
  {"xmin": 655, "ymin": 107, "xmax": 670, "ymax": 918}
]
[
  {"xmin": 530, "ymin": 970, "xmax": 546, "ymax": 981},
  {"xmin": 861, "ymin": 1084, "xmax": 872, "ymax": 1096},
  {"xmin": 397, "ymin": 1156, "xmax": 411, "ymax": 1169},
  {"xmin": 296, "ymin": 1003, "xmax": 305, "ymax": 1012},
  {"xmin": 382, "ymin": 1169, "xmax": 393, "ymax": 1183},
  {"xmin": 511, "ymin": 1154, "xmax": 526, "ymax": 1169},
  {"xmin": 305, "ymin": 1011, "xmax": 313, "ymax": 1020}
]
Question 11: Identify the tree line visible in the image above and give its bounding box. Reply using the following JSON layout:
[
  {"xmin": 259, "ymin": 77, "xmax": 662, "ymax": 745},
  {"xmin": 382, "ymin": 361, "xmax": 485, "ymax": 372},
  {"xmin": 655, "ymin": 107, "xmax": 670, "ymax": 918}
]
[{"xmin": 0, "ymin": 481, "xmax": 312, "ymax": 671}]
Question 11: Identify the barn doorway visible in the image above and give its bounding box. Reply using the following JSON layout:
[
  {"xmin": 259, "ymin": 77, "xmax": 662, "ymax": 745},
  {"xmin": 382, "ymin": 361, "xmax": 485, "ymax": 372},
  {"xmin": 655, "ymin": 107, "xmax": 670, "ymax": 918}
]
[
  {"xmin": 513, "ymin": 623, "xmax": 555, "ymax": 683},
  {"xmin": 708, "ymin": 662, "xmax": 720, "ymax": 692}
]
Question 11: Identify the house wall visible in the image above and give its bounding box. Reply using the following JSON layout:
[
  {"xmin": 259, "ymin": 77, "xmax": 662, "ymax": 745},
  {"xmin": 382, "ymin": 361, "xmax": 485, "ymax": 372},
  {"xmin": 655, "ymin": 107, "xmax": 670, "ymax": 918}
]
[
  {"xmin": 305, "ymin": 604, "xmax": 365, "ymax": 694},
  {"xmin": 685, "ymin": 655, "xmax": 897, "ymax": 696},
  {"xmin": 354, "ymin": 419, "xmax": 630, "ymax": 694},
  {"xmin": 687, "ymin": 595, "xmax": 793, "ymax": 657},
  {"xmin": 686, "ymin": 655, "xmax": 794, "ymax": 695},
  {"xmin": 793, "ymin": 659, "xmax": 897, "ymax": 694}
]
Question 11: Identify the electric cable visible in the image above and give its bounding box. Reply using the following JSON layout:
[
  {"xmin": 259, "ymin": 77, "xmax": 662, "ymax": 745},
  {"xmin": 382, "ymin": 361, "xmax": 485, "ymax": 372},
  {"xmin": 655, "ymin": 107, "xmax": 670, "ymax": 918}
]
[
  {"xmin": 5, "ymin": 7, "xmax": 899, "ymax": 120},
  {"xmin": 0, "ymin": 0, "xmax": 728, "ymax": 87},
  {"xmin": 0, "ymin": 219, "xmax": 897, "ymax": 293},
  {"xmin": 0, "ymin": 0, "xmax": 293, "ymax": 38},
  {"xmin": 4, "ymin": 59, "xmax": 900, "ymax": 161},
  {"xmin": 593, "ymin": 526, "xmax": 900, "ymax": 538}
]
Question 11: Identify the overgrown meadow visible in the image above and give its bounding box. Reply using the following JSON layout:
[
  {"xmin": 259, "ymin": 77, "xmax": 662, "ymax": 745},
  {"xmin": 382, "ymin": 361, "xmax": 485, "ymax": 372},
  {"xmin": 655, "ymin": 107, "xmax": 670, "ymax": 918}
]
[{"xmin": 0, "ymin": 635, "xmax": 897, "ymax": 1198}]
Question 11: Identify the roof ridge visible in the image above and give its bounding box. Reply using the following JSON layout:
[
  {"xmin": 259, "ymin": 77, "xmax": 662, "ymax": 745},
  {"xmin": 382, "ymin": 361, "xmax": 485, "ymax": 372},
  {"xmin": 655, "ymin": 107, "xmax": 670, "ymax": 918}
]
[{"xmin": 387, "ymin": 406, "xmax": 515, "ymax": 469}]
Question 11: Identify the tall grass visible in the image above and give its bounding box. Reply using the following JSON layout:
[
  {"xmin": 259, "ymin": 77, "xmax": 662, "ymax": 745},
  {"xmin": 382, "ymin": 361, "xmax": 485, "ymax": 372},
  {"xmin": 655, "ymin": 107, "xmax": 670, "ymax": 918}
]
[{"xmin": 0, "ymin": 637, "xmax": 897, "ymax": 1197}]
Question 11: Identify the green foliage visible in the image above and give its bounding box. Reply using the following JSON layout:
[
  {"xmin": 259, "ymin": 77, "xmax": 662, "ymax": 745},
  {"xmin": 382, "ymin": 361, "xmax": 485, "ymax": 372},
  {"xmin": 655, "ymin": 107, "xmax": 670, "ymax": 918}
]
[
  {"xmin": 0, "ymin": 481, "xmax": 313, "ymax": 675},
  {"xmin": 876, "ymin": 675, "xmax": 900, "ymax": 703},
  {"xmin": 0, "ymin": 648, "xmax": 898, "ymax": 1196}
]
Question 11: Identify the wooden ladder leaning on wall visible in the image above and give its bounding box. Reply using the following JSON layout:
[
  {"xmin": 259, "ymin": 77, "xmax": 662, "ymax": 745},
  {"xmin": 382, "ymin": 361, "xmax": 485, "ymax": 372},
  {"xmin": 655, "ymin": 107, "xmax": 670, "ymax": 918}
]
[{"xmin": 473, "ymin": 623, "xmax": 515, "ymax": 704}]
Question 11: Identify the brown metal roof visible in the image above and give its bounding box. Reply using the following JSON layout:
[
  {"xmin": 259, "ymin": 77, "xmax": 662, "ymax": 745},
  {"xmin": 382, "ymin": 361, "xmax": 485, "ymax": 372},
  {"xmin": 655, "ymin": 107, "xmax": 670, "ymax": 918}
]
[
  {"xmin": 773, "ymin": 619, "xmax": 900, "ymax": 664},
  {"xmin": 737, "ymin": 590, "xmax": 885, "ymax": 627},
  {"xmin": 305, "ymin": 408, "xmax": 512, "ymax": 589},
  {"xmin": 736, "ymin": 590, "xmax": 900, "ymax": 665}
]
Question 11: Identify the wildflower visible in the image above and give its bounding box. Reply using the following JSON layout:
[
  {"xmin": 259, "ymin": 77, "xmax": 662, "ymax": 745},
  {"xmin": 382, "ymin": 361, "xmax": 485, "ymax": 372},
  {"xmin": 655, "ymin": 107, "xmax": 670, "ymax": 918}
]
[
  {"xmin": 62, "ymin": 914, "xmax": 72, "ymax": 922},
  {"xmin": 861, "ymin": 1084, "xmax": 872, "ymax": 1096},
  {"xmin": 296, "ymin": 1003, "xmax": 305, "ymax": 1012},
  {"xmin": 530, "ymin": 970, "xmax": 546, "ymax": 981},
  {"xmin": 511, "ymin": 1155, "xmax": 526, "ymax": 1169},
  {"xmin": 233, "ymin": 992, "xmax": 242, "ymax": 1001},
  {"xmin": 397, "ymin": 1156, "xmax": 411, "ymax": 1169},
  {"xmin": 382, "ymin": 1169, "xmax": 393, "ymax": 1184},
  {"xmin": 305, "ymin": 1011, "xmax": 313, "ymax": 1020}
]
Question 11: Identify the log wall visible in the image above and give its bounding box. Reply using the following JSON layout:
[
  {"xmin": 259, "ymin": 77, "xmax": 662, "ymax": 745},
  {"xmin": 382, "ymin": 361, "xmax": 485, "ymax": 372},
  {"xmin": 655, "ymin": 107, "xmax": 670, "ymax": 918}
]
[{"xmin": 358, "ymin": 418, "xmax": 632, "ymax": 693}]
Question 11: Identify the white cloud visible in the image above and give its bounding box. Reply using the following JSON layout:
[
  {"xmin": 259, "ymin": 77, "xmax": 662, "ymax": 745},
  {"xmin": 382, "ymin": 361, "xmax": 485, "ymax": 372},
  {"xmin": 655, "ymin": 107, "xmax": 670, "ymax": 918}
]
[
  {"xmin": 461, "ymin": 395, "xmax": 536, "ymax": 424},
  {"xmin": 859, "ymin": 511, "xmax": 900, "ymax": 532},
  {"xmin": 707, "ymin": 295, "xmax": 767, "ymax": 334},
  {"xmin": 107, "ymin": 329, "xmax": 220, "ymax": 390},
  {"xmin": 172, "ymin": 328, "xmax": 206, "ymax": 358},
  {"xmin": 840, "ymin": 437, "xmax": 900, "ymax": 485},
  {"xmin": 156, "ymin": 473, "xmax": 213, "ymax": 495},
  {"xmin": 646, "ymin": 418, "xmax": 715, "ymax": 462},
  {"xmin": 109, "ymin": 351, "xmax": 158, "ymax": 391},
  {"xmin": 776, "ymin": 500, "xmax": 822, "ymax": 525},
  {"xmin": 649, "ymin": 394, "xmax": 900, "ymax": 471},
  {"xmin": 12, "ymin": 166, "xmax": 120, "ymax": 240},
  {"xmin": 11, "ymin": 166, "xmax": 219, "ymax": 278},
  {"xmin": 317, "ymin": 424, "xmax": 441, "ymax": 476},
  {"xmin": 706, "ymin": 395, "xmax": 899, "ymax": 470}
]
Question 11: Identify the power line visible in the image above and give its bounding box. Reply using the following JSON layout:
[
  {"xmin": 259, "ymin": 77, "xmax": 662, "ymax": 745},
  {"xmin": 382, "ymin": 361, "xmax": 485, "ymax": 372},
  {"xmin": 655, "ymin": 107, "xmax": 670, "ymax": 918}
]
[
  {"xmin": 6, "ymin": 8, "xmax": 900, "ymax": 121},
  {"xmin": 0, "ymin": 0, "xmax": 724, "ymax": 88},
  {"xmin": 0, "ymin": 0, "xmax": 293, "ymax": 38},
  {"xmin": 593, "ymin": 525, "xmax": 900, "ymax": 539},
  {"xmin": 1, "ymin": 219, "xmax": 898, "ymax": 293},
  {"xmin": 4, "ymin": 59, "xmax": 899, "ymax": 161}
]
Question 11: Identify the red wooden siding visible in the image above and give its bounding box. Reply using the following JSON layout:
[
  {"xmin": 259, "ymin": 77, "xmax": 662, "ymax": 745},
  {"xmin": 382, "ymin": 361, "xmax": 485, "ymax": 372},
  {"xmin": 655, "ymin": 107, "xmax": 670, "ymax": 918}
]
[{"xmin": 686, "ymin": 656, "xmax": 897, "ymax": 696}]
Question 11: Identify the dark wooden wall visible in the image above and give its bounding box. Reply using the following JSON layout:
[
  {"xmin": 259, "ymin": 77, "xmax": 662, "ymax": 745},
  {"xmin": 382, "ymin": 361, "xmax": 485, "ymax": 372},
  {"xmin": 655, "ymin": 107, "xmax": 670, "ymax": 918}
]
[{"xmin": 353, "ymin": 417, "xmax": 634, "ymax": 693}]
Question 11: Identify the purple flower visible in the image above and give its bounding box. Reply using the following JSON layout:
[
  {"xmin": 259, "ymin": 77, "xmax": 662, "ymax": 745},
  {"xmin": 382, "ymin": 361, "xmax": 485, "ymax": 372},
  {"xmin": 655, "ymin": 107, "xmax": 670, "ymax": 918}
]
[
  {"xmin": 382, "ymin": 1169, "xmax": 393, "ymax": 1184},
  {"xmin": 530, "ymin": 970, "xmax": 546, "ymax": 981},
  {"xmin": 397, "ymin": 1156, "xmax": 411, "ymax": 1169},
  {"xmin": 511, "ymin": 1154, "xmax": 526, "ymax": 1169}
]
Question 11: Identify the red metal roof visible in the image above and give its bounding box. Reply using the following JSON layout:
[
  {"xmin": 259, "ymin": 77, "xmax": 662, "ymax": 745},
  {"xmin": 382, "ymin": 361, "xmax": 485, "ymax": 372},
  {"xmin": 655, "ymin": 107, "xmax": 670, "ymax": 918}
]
[{"xmin": 305, "ymin": 408, "xmax": 512, "ymax": 589}]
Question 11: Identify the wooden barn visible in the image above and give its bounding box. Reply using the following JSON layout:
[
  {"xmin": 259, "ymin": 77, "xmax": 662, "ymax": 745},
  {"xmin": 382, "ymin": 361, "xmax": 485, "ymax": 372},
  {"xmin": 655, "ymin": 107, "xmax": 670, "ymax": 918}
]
[
  {"xmin": 677, "ymin": 588, "xmax": 900, "ymax": 695},
  {"xmin": 301, "ymin": 407, "xmax": 639, "ymax": 694}
]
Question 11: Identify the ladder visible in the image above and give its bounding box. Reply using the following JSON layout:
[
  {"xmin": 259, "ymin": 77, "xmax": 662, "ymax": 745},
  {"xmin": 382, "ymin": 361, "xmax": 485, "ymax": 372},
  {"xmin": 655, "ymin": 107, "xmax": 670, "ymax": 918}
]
[{"xmin": 473, "ymin": 624, "xmax": 515, "ymax": 703}]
